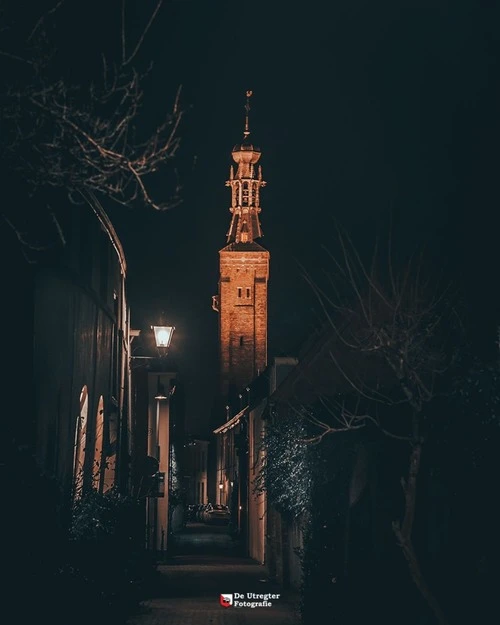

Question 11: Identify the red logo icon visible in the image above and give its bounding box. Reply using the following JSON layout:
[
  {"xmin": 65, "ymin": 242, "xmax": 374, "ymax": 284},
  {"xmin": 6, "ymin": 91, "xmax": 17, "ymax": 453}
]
[{"xmin": 220, "ymin": 594, "xmax": 233, "ymax": 608}]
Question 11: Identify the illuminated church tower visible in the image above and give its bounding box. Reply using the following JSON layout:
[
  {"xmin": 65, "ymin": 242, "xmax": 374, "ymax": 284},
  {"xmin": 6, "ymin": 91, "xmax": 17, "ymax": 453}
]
[{"xmin": 212, "ymin": 92, "xmax": 270, "ymax": 399}]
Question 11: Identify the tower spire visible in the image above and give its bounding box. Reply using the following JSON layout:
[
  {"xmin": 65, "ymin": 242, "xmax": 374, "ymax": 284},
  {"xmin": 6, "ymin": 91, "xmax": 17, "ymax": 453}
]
[
  {"xmin": 225, "ymin": 91, "xmax": 266, "ymax": 245},
  {"xmin": 244, "ymin": 90, "xmax": 252, "ymax": 139}
]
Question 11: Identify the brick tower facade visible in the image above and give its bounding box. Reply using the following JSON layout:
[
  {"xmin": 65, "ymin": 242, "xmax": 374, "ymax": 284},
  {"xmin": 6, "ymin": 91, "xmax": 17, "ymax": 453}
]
[{"xmin": 212, "ymin": 92, "xmax": 270, "ymax": 400}]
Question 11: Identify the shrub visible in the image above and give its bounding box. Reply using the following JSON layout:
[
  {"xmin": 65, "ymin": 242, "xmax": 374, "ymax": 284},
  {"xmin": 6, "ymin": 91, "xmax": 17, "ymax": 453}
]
[{"xmin": 57, "ymin": 488, "xmax": 158, "ymax": 625}]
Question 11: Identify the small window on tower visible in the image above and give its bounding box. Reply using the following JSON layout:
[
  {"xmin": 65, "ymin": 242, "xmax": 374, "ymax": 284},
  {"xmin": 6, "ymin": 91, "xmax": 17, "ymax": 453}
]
[
  {"xmin": 246, "ymin": 287, "xmax": 251, "ymax": 298},
  {"xmin": 240, "ymin": 336, "xmax": 244, "ymax": 346},
  {"xmin": 237, "ymin": 287, "xmax": 242, "ymax": 298}
]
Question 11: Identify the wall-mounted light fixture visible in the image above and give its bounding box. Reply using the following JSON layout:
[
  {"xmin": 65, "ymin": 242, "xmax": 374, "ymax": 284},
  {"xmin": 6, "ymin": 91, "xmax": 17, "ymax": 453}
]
[
  {"xmin": 130, "ymin": 322, "xmax": 175, "ymax": 365},
  {"xmin": 154, "ymin": 376, "xmax": 168, "ymax": 400},
  {"xmin": 152, "ymin": 325, "xmax": 175, "ymax": 350}
]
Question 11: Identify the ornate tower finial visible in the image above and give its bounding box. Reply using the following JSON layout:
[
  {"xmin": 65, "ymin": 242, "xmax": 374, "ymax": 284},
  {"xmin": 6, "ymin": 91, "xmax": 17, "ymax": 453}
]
[
  {"xmin": 225, "ymin": 91, "xmax": 265, "ymax": 244},
  {"xmin": 244, "ymin": 90, "xmax": 252, "ymax": 138}
]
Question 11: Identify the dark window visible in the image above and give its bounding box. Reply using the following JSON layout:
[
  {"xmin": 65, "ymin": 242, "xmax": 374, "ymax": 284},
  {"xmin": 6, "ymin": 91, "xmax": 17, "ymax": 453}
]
[
  {"xmin": 246, "ymin": 287, "xmax": 251, "ymax": 298},
  {"xmin": 240, "ymin": 336, "xmax": 244, "ymax": 347},
  {"xmin": 237, "ymin": 287, "xmax": 242, "ymax": 298}
]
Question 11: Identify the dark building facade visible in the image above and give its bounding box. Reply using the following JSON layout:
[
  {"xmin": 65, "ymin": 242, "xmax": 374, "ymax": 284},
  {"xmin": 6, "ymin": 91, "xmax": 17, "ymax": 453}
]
[{"xmin": 3, "ymin": 193, "xmax": 132, "ymax": 508}]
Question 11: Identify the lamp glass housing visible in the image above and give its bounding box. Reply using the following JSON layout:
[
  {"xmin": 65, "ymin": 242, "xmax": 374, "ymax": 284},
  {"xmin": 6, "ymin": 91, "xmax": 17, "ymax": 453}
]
[{"xmin": 153, "ymin": 325, "xmax": 175, "ymax": 349}]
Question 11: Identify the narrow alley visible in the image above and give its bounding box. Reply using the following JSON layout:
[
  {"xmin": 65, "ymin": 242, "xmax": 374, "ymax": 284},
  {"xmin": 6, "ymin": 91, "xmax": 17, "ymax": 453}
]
[{"xmin": 127, "ymin": 524, "xmax": 301, "ymax": 625}]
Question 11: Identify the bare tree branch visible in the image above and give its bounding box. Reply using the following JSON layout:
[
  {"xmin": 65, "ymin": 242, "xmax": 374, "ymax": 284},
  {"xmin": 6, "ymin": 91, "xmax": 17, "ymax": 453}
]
[
  {"xmin": 0, "ymin": 49, "xmax": 33, "ymax": 64},
  {"xmin": 27, "ymin": 0, "xmax": 65, "ymax": 42},
  {"xmin": 122, "ymin": 0, "xmax": 164, "ymax": 66},
  {"xmin": 1, "ymin": 2, "xmax": 184, "ymax": 214},
  {"xmin": 294, "ymin": 226, "xmax": 460, "ymax": 624},
  {"xmin": 121, "ymin": 0, "xmax": 127, "ymax": 65}
]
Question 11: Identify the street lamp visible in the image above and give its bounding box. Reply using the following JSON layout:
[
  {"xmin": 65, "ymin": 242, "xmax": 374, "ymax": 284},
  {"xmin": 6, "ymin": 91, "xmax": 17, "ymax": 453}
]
[
  {"xmin": 154, "ymin": 377, "xmax": 168, "ymax": 400},
  {"xmin": 130, "ymin": 324, "xmax": 175, "ymax": 364},
  {"xmin": 152, "ymin": 325, "xmax": 175, "ymax": 350},
  {"xmin": 129, "ymin": 320, "xmax": 175, "ymax": 553}
]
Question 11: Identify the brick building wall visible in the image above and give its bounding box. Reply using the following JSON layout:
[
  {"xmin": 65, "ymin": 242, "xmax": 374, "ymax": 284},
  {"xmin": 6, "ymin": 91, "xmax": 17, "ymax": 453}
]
[{"xmin": 219, "ymin": 245, "xmax": 269, "ymax": 396}]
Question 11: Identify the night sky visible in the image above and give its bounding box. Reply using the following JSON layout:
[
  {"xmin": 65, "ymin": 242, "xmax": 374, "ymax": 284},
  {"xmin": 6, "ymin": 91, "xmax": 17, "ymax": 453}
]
[{"xmin": 22, "ymin": 1, "xmax": 500, "ymax": 435}]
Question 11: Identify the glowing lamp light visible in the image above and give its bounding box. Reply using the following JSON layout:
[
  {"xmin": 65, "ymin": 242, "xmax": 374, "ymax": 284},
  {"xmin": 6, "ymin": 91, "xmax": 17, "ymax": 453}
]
[
  {"xmin": 153, "ymin": 325, "xmax": 175, "ymax": 349},
  {"xmin": 154, "ymin": 387, "xmax": 168, "ymax": 401},
  {"xmin": 219, "ymin": 482, "xmax": 223, "ymax": 490},
  {"xmin": 154, "ymin": 376, "xmax": 168, "ymax": 400}
]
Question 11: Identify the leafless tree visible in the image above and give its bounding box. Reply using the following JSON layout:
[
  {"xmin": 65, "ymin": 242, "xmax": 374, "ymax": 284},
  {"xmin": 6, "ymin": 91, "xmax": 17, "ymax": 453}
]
[
  {"xmin": 0, "ymin": 0, "xmax": 183, "ymax": 225},
  {"xmin": 297, "ymin": 225, "xmax": 461, "ymax": 625}
]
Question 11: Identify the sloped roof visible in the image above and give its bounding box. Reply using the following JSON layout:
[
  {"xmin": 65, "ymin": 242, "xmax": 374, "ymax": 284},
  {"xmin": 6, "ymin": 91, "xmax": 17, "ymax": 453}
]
[
  {"xmin": 220, "ymin": 241, "xmax": 267, "ymax": 253},
  {"xmin": 213, "ymin": 406, "xmax": 248, "ymax": 435}
]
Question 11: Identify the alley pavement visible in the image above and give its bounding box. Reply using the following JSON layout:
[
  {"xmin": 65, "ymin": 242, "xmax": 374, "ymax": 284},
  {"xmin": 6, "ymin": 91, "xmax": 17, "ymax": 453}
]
[{"xmin": 127, "ymin": 523, "xmax": 301, "ymax": 625}]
